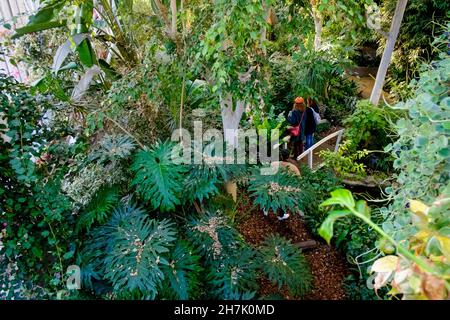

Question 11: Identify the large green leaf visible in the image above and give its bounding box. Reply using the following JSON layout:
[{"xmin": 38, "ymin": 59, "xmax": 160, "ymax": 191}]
[
  {"xmin": 76, "ymin": 39, "xmax": 96, "ymax": 68},
  {"xmin": 28, "ymin": 0, "xmax": 67, "ymax": 24},
  {"xmin": 319, "ymin": 210, "xmax": 352, "ymax": 244},
  {"xmin": 320, "ymin": 189, "xmax": 356, "ymax": 209},
  {"xmin": 12, "ymin": 21, "xmax": 66, "ymax": 39},
  {"xmin": 12, "ymin": 0, "xmax": 67, "ymax": 38},
  {"xmin": 131, "ymin": 142, "xmax": 188, "ymax": 212}
]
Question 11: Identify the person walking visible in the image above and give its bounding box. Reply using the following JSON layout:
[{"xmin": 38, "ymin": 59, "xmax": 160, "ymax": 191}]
[
  {"xmin": 304, "ymin": 98, "xmax": 320, "ymax": 150},
  {"xmin": 287, "ymin": 97, "xmax": 306, "ymax": 158}
]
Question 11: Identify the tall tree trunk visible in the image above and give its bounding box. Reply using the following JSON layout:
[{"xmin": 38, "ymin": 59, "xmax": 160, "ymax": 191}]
[
  {"xmin": 370, "ymin": 0, "xmax": 408, "ymax": 106},
  {"xmin": 220, "ymin": 94, "xmax": 246, "ymax": 148},
  {"xmin": 220, "ymin": 93, "xmax": 246, "ymax": 202}
]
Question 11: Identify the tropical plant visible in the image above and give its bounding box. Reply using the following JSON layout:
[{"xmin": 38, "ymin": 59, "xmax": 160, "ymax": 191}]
[
  {"xmin": 82, "ymin": 203, "xmax": 177, "ymax": 299},
  {"xmin": 186, "ymin": 210, "xmax": 259, "ymax": 299},
  {"xmin": 209, "ymin": 246, "xmax": 259, "ymax": 300},
  {"xmin": 319, "ymin": 189, "xmax": 449, "ymax": 300},
  {"xmin": 248, "ymin": 167, "xmax": 303, "ymax": 216},
  {"xmin": 183, "ymin": 161, "xmax": 248, "ymax": 205},
  {"xmin": 159, "ymin": 240, "xmax": 203, "ymax": 300},
  {"xmin": 319, "ymin": 140, "xmax": 369, "ymax": 178},
  {"xmin": 75, "ymin": 185, "xmax": 120, "ymax": 232},
  {"xmin": 186, "ymin": 211, "xmax": 241, "ymax": 262},
  {"xmin": 258, "ymin": 234, "xmax": 312, "ymax": 297},
  {"xmin": 343, "ymin": 100, "xmax": 398, "ymax": 151},
  {"xmin": 381, "ymin": 35, "xmax": 450, "ymax": 243},
  {"xmin": 131, "ymin": 141, "xmax": 188, "ymax": 212}
]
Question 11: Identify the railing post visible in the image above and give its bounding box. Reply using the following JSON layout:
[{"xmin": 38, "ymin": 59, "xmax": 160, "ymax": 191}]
[
  {"xmin": 335, "ymin": 130, "xmax": 344, "ymax": 152},
  {"xmin": 308, "ymin": 150, "xmax": 313, "ymax": 169}
]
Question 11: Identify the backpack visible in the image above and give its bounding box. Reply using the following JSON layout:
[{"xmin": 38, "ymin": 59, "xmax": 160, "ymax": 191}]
[{"xmin": 309, "ymin": 106, "xmax": 321, "ymax": 124}]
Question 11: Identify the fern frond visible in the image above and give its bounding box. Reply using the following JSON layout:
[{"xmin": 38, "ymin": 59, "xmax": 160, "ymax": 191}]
[
  {"xmin": 131, "ymin": 141, "xmax": 188, "ymax": 212},
  {"xmin": 159, "ymin": 240, "xmax": 203, "ymax": 300},
  {"xmin": 257, "ymin": 234, "xmax": 312, "ymax": 297},
  {"xmin": 248, "ymin": 167, "xmax": 302, "ymax": 215},
  {"xmin": 85, "ymin": 203, "xmax": 177, "ymax": 299},
  {"xmin": 76, "ymin": 185, "xmax": 120, "ymax": 232}
]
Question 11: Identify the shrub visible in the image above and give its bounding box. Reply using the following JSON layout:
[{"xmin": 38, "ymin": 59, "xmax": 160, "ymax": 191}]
[
  {"xmin": 381, "ymin": 38, "xmax": 450, "ymax": 242},
  {"xmin": 319, "ymin": 140, "xmax": 369, "ymax": 178},
  {"xmin": 82, "ymin": 203, "xmax": 177, "ymax": 299},
  {"xmin": 186, "ymin": 211, "xmax": 259, "ymax": 299},
  {"xmin": 343, "ymin": 100, "xmax": 398, "ymax": 152},
  {"xmin": 257, "ymin": 234, "xmax": 312, "ymax": 297},
  {"xmin": 0, "ymin": 74, "xmax": 75, "ymax": 293},
  {"xmin": 248, "ymin": 167, "xmax": 303, "ymax": 216}
]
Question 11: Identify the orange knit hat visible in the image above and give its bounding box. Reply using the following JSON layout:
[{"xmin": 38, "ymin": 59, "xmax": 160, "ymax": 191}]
[{"xmin": 294, "ymin": 97, "xmax": 304, "ymax": 104}]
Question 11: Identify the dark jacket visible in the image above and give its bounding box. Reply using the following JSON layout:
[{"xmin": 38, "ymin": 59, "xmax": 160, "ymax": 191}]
[
  {"xmin": 304, "ymin": 107, "xmax": 317, "ymax": 135},
  {"xmin": 287, "ymin": 109, "xmax": 302, "ymax": 126},
  {"xmin": 287, "ymin": 109, "xmax": 306, "ymax": 141}
]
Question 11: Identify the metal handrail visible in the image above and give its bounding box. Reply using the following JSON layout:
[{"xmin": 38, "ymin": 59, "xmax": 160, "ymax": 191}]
[{"xmin": 297, "ymin": 129, "xmax": 345, "ymax": 170}]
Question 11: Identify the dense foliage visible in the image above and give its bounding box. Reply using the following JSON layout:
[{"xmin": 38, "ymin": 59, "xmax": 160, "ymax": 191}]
[
  {"xmin": 318, "ymin": 37, "xmax": 450, "ymax": 300},
  {"xmin": 1, "ymin": 0, "xmax": 448, "ymax": 302}
]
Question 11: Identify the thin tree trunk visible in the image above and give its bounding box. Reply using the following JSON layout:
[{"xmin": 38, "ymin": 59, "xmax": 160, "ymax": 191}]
[
  {"xmin": 310, "ymin": 2, "xmax": 322, "ymax": 51},
  {"xmin": 170, "ymin": 0, "xmax": 177, "ymax": 38},
  {"xmin": 370, "ymin": 0, "xmax": 408, "ymax": 106},
  {"xmin": 220, "ymin": 94, "xmax": 246, "ymax": 148},
  {"xmin": 220, "ymin": 94, "xmax": 246, "ymax": 203},
  {"xmin": 181, "ymin": 0, "xmax": 186, "ymax": 33},
  {"xmin": 153, "ymin": 0, "xmax": 172, "ymax": 34}
]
